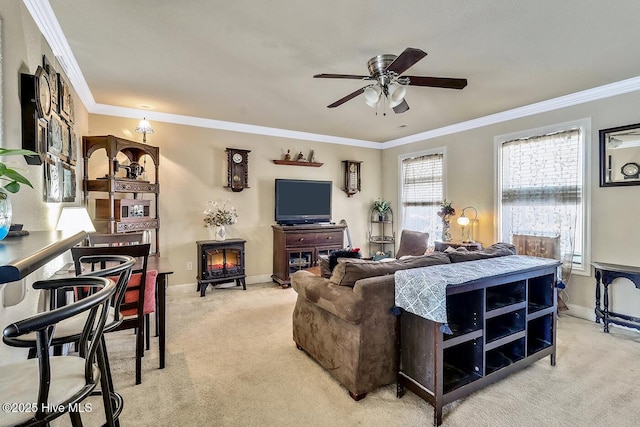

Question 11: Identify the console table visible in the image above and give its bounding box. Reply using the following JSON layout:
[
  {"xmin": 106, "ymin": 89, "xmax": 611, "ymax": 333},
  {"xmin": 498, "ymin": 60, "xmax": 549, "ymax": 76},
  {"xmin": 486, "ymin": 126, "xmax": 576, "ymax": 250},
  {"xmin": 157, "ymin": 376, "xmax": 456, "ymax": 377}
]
[
  {"xmin": 395, "ymin": 255, "xmax": 560, "ymax": 426},
  {"xmin": 592, "ymin": 262, "xmax": 640, "ymax": 333}
]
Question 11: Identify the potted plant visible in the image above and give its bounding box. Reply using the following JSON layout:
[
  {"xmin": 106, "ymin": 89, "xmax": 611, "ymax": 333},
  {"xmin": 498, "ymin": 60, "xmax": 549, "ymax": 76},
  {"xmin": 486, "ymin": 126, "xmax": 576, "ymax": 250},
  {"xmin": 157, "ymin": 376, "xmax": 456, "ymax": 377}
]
[
  {"xmin": 373, "ymin": 198, "xmax": 391, "ymax": 221},
  {"xmin": 0, "ymin": 148, "xmax": 36, "ymax": 240}
]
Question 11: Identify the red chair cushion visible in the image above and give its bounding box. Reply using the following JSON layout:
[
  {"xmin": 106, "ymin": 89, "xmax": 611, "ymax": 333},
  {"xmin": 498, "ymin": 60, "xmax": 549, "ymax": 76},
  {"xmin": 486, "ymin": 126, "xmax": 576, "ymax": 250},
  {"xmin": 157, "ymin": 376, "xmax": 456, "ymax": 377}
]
[{"xmin": 119, "ymin": 270, "xmax": 158, "ymax": 316}]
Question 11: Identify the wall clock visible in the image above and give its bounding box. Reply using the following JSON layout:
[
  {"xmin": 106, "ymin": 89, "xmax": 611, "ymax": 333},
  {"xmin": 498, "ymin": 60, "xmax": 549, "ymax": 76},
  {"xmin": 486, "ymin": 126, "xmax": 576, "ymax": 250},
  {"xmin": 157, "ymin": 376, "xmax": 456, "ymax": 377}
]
[
  {"xmin": 225, "ymin": 148, "xmax": 251, "ymax": 192},
  {"xmin": 342, "ymin": 160, "xmax": 362, "ymax": 197},
  {"xmin": 20, "ymin": 66, "xmax": 52, "ymax": 165},
  {"xmin": 621, "ymin": 162, "xmax": 640, "ymax": 179}
]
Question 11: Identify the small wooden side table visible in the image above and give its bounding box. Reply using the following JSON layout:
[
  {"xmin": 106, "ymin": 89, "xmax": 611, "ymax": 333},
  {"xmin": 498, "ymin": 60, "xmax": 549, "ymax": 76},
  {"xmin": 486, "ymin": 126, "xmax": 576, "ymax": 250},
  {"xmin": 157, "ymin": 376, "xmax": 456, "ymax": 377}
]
[
  {"xmin": 434, "ymin": 240, "xmax": 482, "ymax": 252},
  {"xmin": 592, "ymin": 262, "xmax": 640, "ymax": 332}
]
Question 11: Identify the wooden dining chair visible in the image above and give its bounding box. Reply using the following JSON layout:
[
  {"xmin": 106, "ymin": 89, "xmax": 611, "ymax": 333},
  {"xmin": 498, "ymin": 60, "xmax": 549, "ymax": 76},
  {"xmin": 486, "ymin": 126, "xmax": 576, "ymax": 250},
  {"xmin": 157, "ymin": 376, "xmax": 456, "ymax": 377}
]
[
  {"xmin": 72, "ymin": 243, "xmax": 155, "ymax": 385},
  {"xmin": 88, "ymin": 232, "xmax": 160, "ymax": 338},
  {"xmin": 88, "ymin": 232, "xmax": 145, "ymax": 246}
]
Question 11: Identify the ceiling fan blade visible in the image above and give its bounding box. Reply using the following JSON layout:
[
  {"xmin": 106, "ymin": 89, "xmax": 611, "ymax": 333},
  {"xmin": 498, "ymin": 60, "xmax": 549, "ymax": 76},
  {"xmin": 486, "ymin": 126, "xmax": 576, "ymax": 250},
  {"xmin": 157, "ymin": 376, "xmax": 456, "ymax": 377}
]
[
  {"xmin": 393, "ymin": 99, "xmax": 410, "ymax": 114},
  {"xmin": 314, "ymin": 73, "xmax": 369, "ymax": 80},
  {"xmin": 386, "ymin": 47, "xmax": 427, "ymax": 75},
  {"xmin": 404, "ymin": 76, "xmax": 468, "ymax": 89},
  {"xmin": 327, "ymin": 87, "xmax": 366, "ymax": 108}
]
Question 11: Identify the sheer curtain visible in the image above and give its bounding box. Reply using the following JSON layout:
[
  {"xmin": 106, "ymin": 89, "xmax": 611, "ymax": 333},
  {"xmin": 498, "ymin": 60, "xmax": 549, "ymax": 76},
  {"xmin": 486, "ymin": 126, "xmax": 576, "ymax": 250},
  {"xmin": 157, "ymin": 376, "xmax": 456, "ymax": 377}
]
[
  {"xmin": 401, "ymin": 153, "xmax": 444, "ymax": 239},
  {"xmin": 500, "ymin": 129, "xmax": 582, "ymax": 280}
]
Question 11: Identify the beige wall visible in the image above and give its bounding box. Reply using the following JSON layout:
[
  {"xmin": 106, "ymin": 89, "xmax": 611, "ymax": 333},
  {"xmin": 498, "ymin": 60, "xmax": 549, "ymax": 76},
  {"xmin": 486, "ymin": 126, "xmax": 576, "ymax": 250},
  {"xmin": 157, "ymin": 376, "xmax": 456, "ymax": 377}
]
[
  {"xmin": 5, "ymin": 1, "xmax": 640, "ymax": 323},
  {"xmin": 383, "ymin": 90, "xmax": 640, "ymax": 321},
  {"xmin": 86, "ymin": 115, "xmax": 382, "ymax": 285},
  {"xmin": 0, "ymin": 2, "xmax": 88, "ymax": 231}
]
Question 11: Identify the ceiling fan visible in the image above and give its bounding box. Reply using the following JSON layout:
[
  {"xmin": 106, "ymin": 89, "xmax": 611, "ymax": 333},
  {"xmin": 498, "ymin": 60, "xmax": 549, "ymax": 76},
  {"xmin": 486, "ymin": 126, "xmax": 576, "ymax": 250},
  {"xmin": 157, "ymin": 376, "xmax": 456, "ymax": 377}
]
[{"xmin": 314, "ymin": 47, "xmax": 467, "ymax": 114}]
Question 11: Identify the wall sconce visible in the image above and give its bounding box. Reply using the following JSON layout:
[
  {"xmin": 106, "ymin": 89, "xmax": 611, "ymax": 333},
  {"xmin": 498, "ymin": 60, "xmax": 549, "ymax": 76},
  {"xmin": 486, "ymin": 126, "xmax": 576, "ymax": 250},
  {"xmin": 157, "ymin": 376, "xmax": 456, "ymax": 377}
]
[
  {"xmin": 457, "ymin": 206, "xmax": 478, "ymax": 243},
  {"xmin": 135, "ymin": 118, "xmax": 154, "ymax": 143},
  {"xmin": 342, "ymin": 160, "xmax": 362, "ymax": 197},
  {"xmin": 56, "ymin": 207, "xmax": 96, "ymax": 237}
]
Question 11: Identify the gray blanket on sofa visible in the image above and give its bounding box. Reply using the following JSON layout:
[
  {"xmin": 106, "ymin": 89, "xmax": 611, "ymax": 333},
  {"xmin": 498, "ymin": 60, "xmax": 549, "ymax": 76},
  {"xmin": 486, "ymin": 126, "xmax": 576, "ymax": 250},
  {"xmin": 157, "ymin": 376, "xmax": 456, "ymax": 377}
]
[{"xmin": 394, "ymin": 255, "xmax": 560, "ymax": 326}]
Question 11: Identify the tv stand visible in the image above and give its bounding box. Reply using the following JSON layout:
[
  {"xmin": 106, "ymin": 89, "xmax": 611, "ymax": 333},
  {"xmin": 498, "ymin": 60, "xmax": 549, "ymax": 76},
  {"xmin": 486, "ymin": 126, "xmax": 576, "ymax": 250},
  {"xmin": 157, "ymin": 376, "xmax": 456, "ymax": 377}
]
[{"xmin": 271, "ymin": 224, "xmax": 346, "ymax": 287}]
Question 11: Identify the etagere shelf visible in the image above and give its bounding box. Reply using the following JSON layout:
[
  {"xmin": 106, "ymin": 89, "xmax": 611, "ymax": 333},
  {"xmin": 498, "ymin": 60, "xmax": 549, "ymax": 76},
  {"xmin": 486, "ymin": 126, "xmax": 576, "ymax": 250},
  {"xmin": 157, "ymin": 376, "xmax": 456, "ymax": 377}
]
[{"xmin": 82, "ymin": 135, "xmax": 160, "ymax": 254}]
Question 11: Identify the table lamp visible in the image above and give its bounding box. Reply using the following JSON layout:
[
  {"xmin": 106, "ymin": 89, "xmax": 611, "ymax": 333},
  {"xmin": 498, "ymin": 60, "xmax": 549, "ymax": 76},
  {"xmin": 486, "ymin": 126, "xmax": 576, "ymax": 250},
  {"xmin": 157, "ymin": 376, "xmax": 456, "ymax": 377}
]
[
  {"xmin": 56, "ymin": 207, "xmax": 96, "ymax": 237},
  {"xmin": 457, "ymin": 206, "xmax": 478, "ymax": 243}
]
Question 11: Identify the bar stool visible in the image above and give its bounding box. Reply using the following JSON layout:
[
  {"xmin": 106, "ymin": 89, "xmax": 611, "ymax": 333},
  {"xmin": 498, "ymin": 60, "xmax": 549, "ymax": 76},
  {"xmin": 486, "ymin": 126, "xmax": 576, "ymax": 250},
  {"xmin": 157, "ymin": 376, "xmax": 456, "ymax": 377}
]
[
  {"xmin": 5, "ymin": 256, "xmax": 135, "ymax": 427},
  {"xmin": 0, "ymin": 276, "xmax": 115, "ymax": 426}
]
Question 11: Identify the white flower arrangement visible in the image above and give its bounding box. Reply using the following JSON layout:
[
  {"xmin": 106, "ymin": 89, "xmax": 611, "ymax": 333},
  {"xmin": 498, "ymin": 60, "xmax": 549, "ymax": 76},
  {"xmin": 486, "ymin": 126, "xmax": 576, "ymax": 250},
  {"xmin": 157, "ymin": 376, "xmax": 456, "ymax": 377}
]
[{"xmin": 204, "ymin": 200, "xmax": 238, "ymax": 227}]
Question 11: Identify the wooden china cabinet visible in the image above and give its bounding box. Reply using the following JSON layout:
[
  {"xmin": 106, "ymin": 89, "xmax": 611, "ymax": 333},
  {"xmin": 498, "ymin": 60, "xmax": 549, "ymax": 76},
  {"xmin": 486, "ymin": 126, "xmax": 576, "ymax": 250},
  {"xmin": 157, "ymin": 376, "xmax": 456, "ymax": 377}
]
[{"xmin": 82, "ymin": 135, "xmax": 160, "ymax": 253}]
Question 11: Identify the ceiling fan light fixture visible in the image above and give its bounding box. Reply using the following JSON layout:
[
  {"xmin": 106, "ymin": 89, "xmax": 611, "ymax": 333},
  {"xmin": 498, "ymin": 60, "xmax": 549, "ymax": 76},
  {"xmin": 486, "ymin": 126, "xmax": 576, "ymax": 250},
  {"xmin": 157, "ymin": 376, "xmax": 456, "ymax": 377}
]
[
  {"xmin": 364, "ymin": 85, "xmax": 382, "ymax": 108},
  {"xmin": 388, "ymin": 83, "xmax": 407, "ymax": 108}
]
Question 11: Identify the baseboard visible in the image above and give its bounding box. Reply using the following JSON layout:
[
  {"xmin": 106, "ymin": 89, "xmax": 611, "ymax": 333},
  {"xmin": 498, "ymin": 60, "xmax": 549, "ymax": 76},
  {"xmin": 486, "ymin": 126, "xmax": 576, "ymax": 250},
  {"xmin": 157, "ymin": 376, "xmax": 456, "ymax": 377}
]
[
  {"xmin": 564, "ymin": 303, "xmax": 593, "ymax": 321},
  {"xmin": 173, "ymin": 274, "xmax": 274, "ymax": 288},
  {"xmin": 564, "ymin": 303, "xmax": 640, "ymax": 334}
]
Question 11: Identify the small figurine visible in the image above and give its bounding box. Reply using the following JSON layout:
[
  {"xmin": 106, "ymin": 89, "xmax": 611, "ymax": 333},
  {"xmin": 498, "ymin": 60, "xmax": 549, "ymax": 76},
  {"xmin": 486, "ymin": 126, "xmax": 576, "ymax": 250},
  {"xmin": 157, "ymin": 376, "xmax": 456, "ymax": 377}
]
[
  {"xmin": 308, "ymin": 150, "xmax": 315, "ymax": 163},
  {"xmin": 284, "ymin": 149, "xmax": 291, "ymax": 161},
  {"xmin": 297, "ymin": 151, "xmax": 305, "ymax": 162}
]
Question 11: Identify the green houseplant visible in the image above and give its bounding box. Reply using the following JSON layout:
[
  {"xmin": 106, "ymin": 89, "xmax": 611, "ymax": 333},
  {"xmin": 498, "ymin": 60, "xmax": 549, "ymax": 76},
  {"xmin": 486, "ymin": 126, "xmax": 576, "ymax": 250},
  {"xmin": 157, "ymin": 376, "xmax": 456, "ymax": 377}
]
[
  {"xmin": 373, "ymin": 198, "xmax": 391, "ymax": 220},
  {"xmin": 0, "ymin": 148, "xmax": 36, "ymax": 240},
  {"xmin": 0, "ymin": 148, "xmax": 36, "ymax": 193}
]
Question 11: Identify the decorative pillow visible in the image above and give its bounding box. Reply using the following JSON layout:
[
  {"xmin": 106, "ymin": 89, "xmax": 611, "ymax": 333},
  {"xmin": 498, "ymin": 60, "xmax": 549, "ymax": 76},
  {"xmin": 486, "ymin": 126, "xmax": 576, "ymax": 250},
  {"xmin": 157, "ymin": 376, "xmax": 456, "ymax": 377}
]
[
  {"xmin": 447, "ymin": 242, "xmax": 516, "ymax": 263},
  {"xmin": 329, "ymin": 252, "xmax": 451, "ymax": 287},
  {"xmin": 395, "ymin": 230, "xmax": 430, "ymax": 259},
  {"xmin": 318, "ymin": 256, "xmax": 332, "ymax": 278}
]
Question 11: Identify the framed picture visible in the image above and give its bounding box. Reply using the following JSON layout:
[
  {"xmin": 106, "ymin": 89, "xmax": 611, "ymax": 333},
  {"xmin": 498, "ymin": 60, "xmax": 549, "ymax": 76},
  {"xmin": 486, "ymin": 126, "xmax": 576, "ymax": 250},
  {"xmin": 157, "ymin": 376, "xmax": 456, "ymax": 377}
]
[
  {"xmin": 42, "ymin": 55, "xmax": 59, "ymax": 113},
  {"xmin": 69, "ymin": 130, "xmax": 78, "ymax": 165},
  {"xmin": 58, "ymin": 74, "xmax": 71, "ymax": 122},
  {"xmin": 48, "ymin": 113, "xmax": 63, "ymax": 157},
  {"xmin": 62, "ymin": 163, "xmax": 76, "ymax": 202},
  {"xmin": 44, "ymin": 155, "xmax": 62, "ymax": 202},
  {"xmin": 60, "ymin": 120, "xmax": 70, "ymax": 160}
]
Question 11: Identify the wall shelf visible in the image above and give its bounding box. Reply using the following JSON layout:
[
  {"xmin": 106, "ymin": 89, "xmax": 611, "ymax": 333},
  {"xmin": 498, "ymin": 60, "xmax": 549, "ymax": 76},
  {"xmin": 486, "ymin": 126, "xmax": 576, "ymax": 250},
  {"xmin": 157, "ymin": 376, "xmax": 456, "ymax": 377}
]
[{"xmin": 272, "ymin": 160, "xmax": 323, "ymax": 167}]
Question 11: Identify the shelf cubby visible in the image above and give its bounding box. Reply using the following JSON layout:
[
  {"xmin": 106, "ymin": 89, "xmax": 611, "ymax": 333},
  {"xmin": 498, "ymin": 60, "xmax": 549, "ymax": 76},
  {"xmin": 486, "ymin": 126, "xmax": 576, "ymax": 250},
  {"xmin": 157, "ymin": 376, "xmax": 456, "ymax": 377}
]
[
  {"xmin": 486, "ymin": 308, "xmax": 526, "ymax": 344},
  {"xmin": 444, "ymin": 289, "xmax": 484, "ymax": 340},
  {"xmin": 443, "ymin": 338, "xmax": 483, "ymax": 393},
  {"xmin": 528, "ymin": 273, "xmax": 555, "ymax": 313},
  {"xmin": 485, "ymin": 337, "xmax": 526, "ymax": 375},
  {"xmin": 527, "ymin": 313, "xmax": 554, "ymax": 355},
  {"xmin": 486, "ymin": 280, "xmax": 526, "ymax": 311}
]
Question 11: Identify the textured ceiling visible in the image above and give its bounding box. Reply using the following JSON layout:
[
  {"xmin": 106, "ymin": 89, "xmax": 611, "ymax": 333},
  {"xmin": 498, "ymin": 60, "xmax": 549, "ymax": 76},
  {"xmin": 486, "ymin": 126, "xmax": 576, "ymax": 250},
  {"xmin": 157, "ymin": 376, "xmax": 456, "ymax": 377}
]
[{"xmin": 48, "ymin": 0, "xmax": 640, "ymax": 144}]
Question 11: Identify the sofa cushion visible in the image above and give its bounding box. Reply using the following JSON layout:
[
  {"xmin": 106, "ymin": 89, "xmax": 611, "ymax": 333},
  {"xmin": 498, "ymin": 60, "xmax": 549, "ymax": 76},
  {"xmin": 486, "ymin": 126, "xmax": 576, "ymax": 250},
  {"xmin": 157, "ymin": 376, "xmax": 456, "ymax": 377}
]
[
  {"xmin": 447, "ymin": 242, "xmax": 517, "ymax": 263},
  {"xmin": 329, "ymin": 252, "xmax": 451, "ymax": 287},
  {"xmin": 395, "ymin": 230, "xmax": 430, "ymax": 259},
  {"xmin": 319, "ymin": 256, "xmax": 332, "ymax": 278}
]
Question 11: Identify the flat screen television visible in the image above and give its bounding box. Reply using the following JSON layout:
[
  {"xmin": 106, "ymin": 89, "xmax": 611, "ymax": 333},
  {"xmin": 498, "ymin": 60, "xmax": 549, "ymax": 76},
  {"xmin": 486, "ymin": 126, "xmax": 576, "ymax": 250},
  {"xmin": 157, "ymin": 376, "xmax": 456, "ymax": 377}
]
[{"xmin": 275, "ymin": 179, "xmax": 332, "ymax": 225}]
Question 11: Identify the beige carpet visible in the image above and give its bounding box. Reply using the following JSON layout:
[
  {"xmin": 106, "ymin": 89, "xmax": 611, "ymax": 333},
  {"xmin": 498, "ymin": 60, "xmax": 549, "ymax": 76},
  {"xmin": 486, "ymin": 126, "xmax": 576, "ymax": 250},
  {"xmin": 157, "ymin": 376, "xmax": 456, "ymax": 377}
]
[{"xmin": 56, "ymin": 282, "xmax": 640, "ymax": 427}]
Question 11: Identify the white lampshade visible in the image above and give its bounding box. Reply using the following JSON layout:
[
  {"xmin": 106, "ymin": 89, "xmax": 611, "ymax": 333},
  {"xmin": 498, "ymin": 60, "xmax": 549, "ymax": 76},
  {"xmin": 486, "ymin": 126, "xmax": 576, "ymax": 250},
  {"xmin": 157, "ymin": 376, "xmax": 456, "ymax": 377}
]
[
  {"xmin": 135, "ymin": 118, "xmax": 154, "ymax": 135},
  {"xmin": 457, "ymin": 215, "xmax": 470, "ymax": 226},
  {"xmin": 388, "ymin": 83, "xmax": 406, "ymax": 108},
  {"xmin": 56, "ymin": 207, "xmax": 96, "ymax": 236},
  {"xmin": 363, "ymin": 85, "xmax": 382, "ymax": 104}
]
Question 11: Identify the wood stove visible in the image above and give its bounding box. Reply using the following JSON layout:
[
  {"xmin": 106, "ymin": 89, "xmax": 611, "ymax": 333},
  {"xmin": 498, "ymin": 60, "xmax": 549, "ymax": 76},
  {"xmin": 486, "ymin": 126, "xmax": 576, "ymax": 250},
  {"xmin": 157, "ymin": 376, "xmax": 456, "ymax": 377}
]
[{"xmin": 196, "ymin": 238, "xmax": 246, "ymax": 297}]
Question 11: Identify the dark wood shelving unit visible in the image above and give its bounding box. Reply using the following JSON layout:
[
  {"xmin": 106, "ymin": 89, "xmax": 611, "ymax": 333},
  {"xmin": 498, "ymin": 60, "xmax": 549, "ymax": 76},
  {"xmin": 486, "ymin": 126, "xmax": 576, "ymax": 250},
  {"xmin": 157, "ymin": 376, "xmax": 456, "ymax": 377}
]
[
  {"xmin": 397, "ymin": 262, "xmax": 560, "ymax": 426},
  {"xmin": 83, "ymin": 135, "xmax": 160, "ymax": 254}
]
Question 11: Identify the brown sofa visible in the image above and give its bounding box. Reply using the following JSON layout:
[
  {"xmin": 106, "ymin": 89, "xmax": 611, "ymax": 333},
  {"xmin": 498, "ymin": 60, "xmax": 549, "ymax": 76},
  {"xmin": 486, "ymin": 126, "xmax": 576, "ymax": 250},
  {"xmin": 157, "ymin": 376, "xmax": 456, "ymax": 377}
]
[{"xmin": 290, "ymin": 243, "xmax": 516, "ymax": 400}]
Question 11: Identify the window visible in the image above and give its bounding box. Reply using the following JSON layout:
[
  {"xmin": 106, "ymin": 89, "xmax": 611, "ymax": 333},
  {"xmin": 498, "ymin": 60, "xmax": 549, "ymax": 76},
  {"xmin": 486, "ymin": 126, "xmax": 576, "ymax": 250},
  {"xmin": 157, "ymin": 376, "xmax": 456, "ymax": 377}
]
[
  {"xmin": 399, "ymin": 150, "xmax": 444, "ymax": 238},
  {"xmin": 497, "ymin": 119, "xmax": 590, "ymax": 273}
]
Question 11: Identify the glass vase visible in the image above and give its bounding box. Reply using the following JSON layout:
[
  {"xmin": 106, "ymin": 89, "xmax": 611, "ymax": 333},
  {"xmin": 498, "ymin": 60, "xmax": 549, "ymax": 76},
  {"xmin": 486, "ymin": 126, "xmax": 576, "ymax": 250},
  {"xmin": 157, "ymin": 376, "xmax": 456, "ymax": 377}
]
[
  {"xmin": 0, "ymin": 190, "xmax": 12, "ymax": 240},
  {"xmin": 441, "ymin": 219, "xmax": 451, "ymax": 242}
]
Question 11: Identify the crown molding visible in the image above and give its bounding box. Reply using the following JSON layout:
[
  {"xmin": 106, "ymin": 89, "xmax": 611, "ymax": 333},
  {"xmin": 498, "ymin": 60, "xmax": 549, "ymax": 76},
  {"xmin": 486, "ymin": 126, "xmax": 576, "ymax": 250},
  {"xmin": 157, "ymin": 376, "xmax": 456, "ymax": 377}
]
[
  {"xmin": 91, "ymin": 104, "xmax": 378, "ymax": 148},
  {"xmin": 26, "ymin": 0, "xmax": 640, "ymax": 150},
  {"xmin": 382, "ymin": 76, "xmax": 640, "ymax": 149}
]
